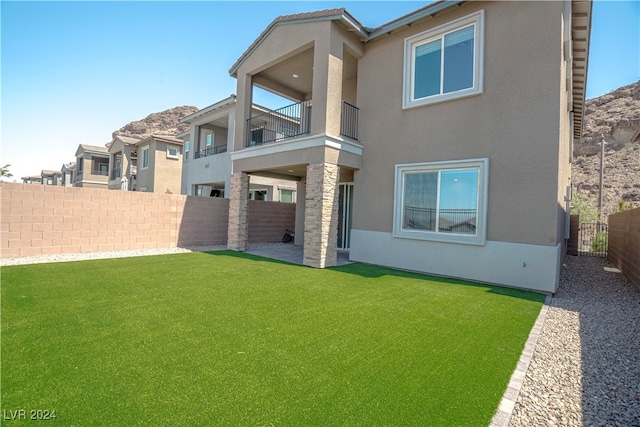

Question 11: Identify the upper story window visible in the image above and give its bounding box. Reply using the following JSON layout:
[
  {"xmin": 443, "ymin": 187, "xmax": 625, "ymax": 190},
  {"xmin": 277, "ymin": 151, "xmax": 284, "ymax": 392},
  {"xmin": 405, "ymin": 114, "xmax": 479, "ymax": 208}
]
[
  {"xmin": 184, "ymin": 140, "xmax": 189, "ymax": 160},
  {"xmin": 141, "ymin": 146, "xmax": 150, "ymax": 170},
  {"xmin": 167, "ymin": 146, "xmax": 180, "ymax": 159},
  {"xmin": 403, "ymin": 10, "xmax": 484, "ymax": 109},
  {"xmin": 393, "ymin": 158, "xmax": 488, "ymax": 245}
]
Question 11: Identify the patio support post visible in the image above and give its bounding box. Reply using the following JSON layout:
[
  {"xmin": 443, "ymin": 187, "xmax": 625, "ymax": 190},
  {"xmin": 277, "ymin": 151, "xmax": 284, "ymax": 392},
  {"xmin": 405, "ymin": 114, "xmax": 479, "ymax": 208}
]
[
  {"xmin": 227, "ymin": 172, "xmax": 249, "ymax": 251},
  {"xmin": 303, "ymin": 163, "xmax": 339, "ymax": 268}
]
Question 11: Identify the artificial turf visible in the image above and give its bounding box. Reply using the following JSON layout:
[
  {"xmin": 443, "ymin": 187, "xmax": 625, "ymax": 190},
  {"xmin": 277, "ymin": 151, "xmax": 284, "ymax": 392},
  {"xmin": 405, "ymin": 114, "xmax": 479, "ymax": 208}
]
[{"xmin": 1, "ymin": 251, "xmax": 544, "ymax": 426}]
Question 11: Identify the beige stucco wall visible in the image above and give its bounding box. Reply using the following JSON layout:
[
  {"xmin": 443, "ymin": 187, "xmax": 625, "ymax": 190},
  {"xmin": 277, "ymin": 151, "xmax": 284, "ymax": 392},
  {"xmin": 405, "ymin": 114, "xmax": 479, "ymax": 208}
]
[
  {"xmin": 135, "ymin": 141, "xmax": 182, "ymax": 194},
  {"xmin": 153, "ymin": 141, "xmax": 182, "ymax": 195},
  {"xmin": 353, "ymin": 0, "xmax": 566, "ymax": 247}
]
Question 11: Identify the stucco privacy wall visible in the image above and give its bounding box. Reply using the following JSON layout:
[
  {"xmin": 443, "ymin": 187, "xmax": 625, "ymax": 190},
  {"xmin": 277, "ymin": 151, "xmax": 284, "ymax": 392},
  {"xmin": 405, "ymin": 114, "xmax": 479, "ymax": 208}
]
[
  {"xmin": 608, "ymin": 208, "xmax": 640, "ymax": 289},
  {"xmin": 1, "ymin": 183, "xmax": 295, "ymax": 258}
]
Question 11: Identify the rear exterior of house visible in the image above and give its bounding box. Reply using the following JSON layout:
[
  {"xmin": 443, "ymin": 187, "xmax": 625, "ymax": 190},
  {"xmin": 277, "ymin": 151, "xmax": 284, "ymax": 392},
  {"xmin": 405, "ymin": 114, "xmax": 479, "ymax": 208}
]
[
  {"xmin": 226, "ymin": 0, "xmax": 590, "ymax": 292},
  {"xmin": 179, "ymin": 97, "xmax": 301, "ymax": 202},
  {"xmin": 74, "ymin": 144, "xmax": 110, "ymax": 188},
  {"xmin": 108, "ymin": 136, "xmax": 140, "ymax": 191}
]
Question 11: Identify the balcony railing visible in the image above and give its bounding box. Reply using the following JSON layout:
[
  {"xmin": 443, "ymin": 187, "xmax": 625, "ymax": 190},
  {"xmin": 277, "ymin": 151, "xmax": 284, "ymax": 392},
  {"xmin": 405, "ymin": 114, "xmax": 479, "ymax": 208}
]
[
  {"xmin": 340, "ymin": 101, "xmax": 359, "ymax": 141},
  {"xmin": 246, "ymin": 99, "xmax": 312, "ymax": 147},
  {"xmin": 111, "ymin": 168, "xmax": 121, "ymax": 180},
  {"xmin": 245, "ymin": 99, "xmax": 360, "ymax": 148},
  {"xmin": 92, "ymin": 169, "xmax": 109, "ymax": 176},
  {"xmin": 194, "ymin": 144, "xmax": 227, "ymax": 159}
]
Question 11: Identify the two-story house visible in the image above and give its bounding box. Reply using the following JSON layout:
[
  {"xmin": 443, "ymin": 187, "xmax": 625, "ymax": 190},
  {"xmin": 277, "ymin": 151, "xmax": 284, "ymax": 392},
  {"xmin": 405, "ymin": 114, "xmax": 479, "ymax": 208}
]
[
  {"xmin": 134, "ymin": 135, "xmax": 183, "ymax": 194},
  {"xmin": 74, "ymin": 144, "xmax": 110, "ymax": 188},
  {"xmin": 225, "ymin": 0, "xmax": 591, "ymax": 293},
  {"xmin": 179, "ymin": 95, "xmax": 299, "ymax": 202},
  {"xmin": 108, "ymin": 135, "xmax": 140, "ymax": 191},
  {"xmin": 60, "ymin": 162, "xmax": 76, "ymax": 187}
]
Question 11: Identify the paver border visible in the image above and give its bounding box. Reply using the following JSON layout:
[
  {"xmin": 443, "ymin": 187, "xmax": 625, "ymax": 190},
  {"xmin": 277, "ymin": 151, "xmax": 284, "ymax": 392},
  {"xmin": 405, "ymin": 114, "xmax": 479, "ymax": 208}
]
[{"xmin": 489, "ymin": 294, "xmax": 552, "ymax": 427}]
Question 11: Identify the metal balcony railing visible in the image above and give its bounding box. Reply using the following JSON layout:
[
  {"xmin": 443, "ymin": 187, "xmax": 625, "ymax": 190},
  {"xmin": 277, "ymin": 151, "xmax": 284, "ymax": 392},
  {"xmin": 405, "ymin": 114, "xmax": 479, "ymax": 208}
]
[
  {"xmin": 111, "ymin": 168, "xmax": 121, "ymax": 180},
  {"xmin": 340, "ymin": 101, "xmax": 359, "ymax": 141},
  {"xmin": 246, "ymin": 99, "xmax": 312, "ymax": 147},
  {"xmin": 194, "ymin": 145, "xmax": 227, "ymax": 159},
  {"xmin": 92, "ymin": 169, "xmax": 109, "ymax": 176}
]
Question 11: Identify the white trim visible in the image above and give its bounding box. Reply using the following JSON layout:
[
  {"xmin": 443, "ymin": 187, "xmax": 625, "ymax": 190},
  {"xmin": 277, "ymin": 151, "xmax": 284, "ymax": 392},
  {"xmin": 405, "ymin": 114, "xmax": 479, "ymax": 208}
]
[
  {"xmin": 167, "ymin": 146, "xmax": 180, "ymax": 159},
  {"xmin": 350, "ymin": 230, "xmax": 561, "ymax": 293},
  {"xmin": 393, "ymin": 158, "xmax": 488, "ymax": 246},
  {"xmin": 403, "ymin": 9, "xmax": 484, "ymax": 109},
  {"xmin": 140, "ymin": 146, "xmax": 150, "ymax": 170},
  {"xmin": 230, "ymin": 133, "xmax": 363, "ymax": 161}
]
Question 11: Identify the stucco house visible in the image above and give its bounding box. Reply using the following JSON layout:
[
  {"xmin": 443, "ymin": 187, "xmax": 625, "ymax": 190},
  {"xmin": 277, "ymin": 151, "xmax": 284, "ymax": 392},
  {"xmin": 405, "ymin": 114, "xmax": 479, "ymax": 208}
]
[
  {"xmin": 61, "ymin": 162, "xmax": 76, "ymax": 187},
  {"xmin": 108, "ymin": 135, "xmax": 140, "ymax": 191},
  {"xmin": 134, "ymin": 135, "xmax": 183, "ymax": 194},
  {"xmin": 74, "ymin": 144, "xmax": 110, "ymax": 188},
  {"xmin": 179, "ymin": 96, "xmax": 298, "ymax": 202},
  {"xmin": 224, "ymin": 0, "xmax": 591, "ymax": 293}
]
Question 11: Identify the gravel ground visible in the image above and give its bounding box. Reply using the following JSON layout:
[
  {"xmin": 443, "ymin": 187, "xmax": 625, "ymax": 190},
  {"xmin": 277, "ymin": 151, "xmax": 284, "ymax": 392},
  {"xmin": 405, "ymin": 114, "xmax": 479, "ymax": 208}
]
[
  {"xmin": 0, "ymin": 246, "xmax": 227, "ymax": 267},
  {"xmin": 510, "ymin": 256, "xmax": 640, "ymax": 426}
]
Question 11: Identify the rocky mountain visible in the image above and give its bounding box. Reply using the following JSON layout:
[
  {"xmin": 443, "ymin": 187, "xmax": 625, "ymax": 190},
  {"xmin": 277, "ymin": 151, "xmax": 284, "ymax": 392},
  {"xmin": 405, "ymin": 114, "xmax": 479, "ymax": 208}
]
[
  {"xmin": 572, "ymin": 80, "xmax": 640, "ymax": 218},
  {"xmin": 112, "ymin": 105, "xmax": 198, "ymax": 141}
]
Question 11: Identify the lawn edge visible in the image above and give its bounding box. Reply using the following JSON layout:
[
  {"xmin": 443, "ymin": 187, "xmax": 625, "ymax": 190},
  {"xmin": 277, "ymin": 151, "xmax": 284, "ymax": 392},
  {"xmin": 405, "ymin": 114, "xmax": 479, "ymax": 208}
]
[{"xmin": 489, "ymin": 294, "xmax": 552, "ymax": 427}]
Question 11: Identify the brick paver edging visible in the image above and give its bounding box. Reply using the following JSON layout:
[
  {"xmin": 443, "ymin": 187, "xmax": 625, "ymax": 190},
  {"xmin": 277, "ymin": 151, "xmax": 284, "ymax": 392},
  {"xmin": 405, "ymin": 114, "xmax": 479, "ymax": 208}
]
[{"xmin": 489, "ymin": 294, "xmax": 552, "ymax": 427}]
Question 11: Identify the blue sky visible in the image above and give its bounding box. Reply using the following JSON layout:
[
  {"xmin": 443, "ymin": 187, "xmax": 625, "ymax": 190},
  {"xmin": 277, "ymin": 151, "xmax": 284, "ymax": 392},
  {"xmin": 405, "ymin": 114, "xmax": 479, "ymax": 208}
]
[{"xmin": 1, "ymin": 1, "xmax": 639, "ymax": 181}]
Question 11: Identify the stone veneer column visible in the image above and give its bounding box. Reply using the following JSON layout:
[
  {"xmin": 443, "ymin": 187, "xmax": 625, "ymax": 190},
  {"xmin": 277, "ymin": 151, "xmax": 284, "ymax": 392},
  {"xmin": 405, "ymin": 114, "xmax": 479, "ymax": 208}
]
[
  {"xmin": 227, "ymin": 172, "xmax": 249, "ymax": 251},
  {"xmin": 303, "ymin": 163, "xmax": 339, "ymax": 268}
]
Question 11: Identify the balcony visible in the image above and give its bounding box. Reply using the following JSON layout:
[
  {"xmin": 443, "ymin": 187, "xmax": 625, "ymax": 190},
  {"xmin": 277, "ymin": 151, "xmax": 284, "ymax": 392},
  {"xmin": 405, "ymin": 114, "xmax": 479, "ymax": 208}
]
[
  {"xmin": 245, "ymin": 99, "xmax": 359, "ymax": 148},
  {"xmin": 111, "ymin": 168, "xmax": 121, "ymax": 180},
  {"xmin": 92, "ymin": 169, "xmax": 109, "ymax": 176},
  {"xmin": 194, "ymin": 145, "xmax": 227, "ymax": 159}
]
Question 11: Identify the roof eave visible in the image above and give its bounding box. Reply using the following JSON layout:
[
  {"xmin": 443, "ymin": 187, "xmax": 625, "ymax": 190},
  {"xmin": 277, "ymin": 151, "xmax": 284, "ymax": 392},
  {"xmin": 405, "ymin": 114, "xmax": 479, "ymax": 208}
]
[
  {"xmin": 229, "ymin": 10, "xmax": 369, "ymax": 77},
  {"xmin": 367, "ymin": 0, "xmax": 465, "ymax": 40}
]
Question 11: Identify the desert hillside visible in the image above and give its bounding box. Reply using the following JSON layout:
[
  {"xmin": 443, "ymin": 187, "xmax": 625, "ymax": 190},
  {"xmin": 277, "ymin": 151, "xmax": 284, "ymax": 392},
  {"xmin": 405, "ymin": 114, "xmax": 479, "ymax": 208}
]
[{"xmin": 572, "ymin": 80, "xmax": 640, "ymax": 218}]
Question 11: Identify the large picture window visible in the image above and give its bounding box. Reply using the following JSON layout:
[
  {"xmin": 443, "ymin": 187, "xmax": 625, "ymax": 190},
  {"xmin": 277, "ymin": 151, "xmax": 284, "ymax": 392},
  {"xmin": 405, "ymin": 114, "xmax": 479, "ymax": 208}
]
[
  {"xmin": 394, "ymin": 158, "xmax": 488, "ymax": 245},
  {"xmin": 404, "ymin": 10, "xmax": 484, "ymax": 108}
]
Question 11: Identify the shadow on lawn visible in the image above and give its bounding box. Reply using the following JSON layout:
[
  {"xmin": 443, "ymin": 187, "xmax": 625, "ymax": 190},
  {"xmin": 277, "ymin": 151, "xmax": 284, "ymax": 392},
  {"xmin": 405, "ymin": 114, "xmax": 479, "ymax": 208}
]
[{"xmin": 199, "ymin": 250, "xmax": 544, "ymax": 303}]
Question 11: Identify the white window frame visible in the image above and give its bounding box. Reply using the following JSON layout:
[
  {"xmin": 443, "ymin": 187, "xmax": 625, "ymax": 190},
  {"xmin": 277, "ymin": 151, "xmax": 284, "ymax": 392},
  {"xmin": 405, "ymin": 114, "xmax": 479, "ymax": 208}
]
[
  {"xmin": 167, "ymin": 146, "xmax": 180, "ymax": 159},
  {"xmin": 141, "ymin": 146, "xmax": 150, "ymax": 170},
  {"xmin": 393, "ymin": 158, "xmax": 488, "ymax": 245},
  {"xmin": 403, "ymin": 10, "xmax": 484, "ymax": 109}
]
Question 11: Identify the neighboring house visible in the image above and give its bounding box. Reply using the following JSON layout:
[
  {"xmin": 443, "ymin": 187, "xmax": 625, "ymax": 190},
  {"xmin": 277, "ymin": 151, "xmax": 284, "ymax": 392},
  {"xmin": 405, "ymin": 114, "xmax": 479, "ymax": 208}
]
[
  {"xmin": 108, "ymin": 135, "xmax": 140, "ymax": 191},
  {"xmin": 41, "ymin": 170, "xmax": 63, "ymax": 186},
  {"xmin": 134, "ymin": 135, "xmax": 183, "ymax": 194},
  {"xmin": 224, "ymin": 0, "xmax": 591, "ymax": 293},
  {"xmin": 61, "ymin": 162, "xmax": 76, "ymax": 187},
  {"xmin": 179, "ymin": 95, "xmax": 298, "ymax": 201},
  {"xmin": 74, "ymin": 144, "xmax": 110, "ymax": 188},
  {"xmin": 22, "ymin": 175, "xmax": 43, "ymax": 185}
]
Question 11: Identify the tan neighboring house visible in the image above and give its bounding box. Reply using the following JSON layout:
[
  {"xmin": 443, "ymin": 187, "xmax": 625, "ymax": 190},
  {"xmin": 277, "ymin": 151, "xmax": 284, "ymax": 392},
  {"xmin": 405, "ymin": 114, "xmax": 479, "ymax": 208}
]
[
  {"xmin": 41, "ymin": 170, "xmax": 63, "ymax": 186},
  {"xmin": 61, "ymin": 162, "xmax": 76, "ymax": 187},
  {"xmin": 74, "ymin": 144, "xmax": 110, "ymax": 188},
  {"xmin": 134, "ymin": 135, "xmax": 183, "ymax": 194},
  {"xmin": 108, "ymin": 135, "xmax": 140, "ymax": 190},
  {"xmin": 179, "ymin": 95, "xmax": 298, "ymax": 202},
  {"xmin": 223, "ymin": 0, "xmax": 592, "ymax": 293},
  {"xmin": 22, "ymin": 176, "xmax": 43, "ymax": 184}
]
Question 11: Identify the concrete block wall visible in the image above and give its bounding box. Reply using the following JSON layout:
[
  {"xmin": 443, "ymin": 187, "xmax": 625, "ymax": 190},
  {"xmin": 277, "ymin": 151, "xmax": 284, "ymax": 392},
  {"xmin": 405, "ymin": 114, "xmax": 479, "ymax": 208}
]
[
  {"xmin": 0, "ymin": 183, "xmax": 228, "ymax": 258},
  {"xmin": 177, "ymin": 196, "xmax": 229, "ymax": 247},
  {"xmin": 247, "ymin": 200, "xmax": 296, "ymax": 243},
  {"xmin": 608, "ymin": 208, "xmax": 640, "ymax": 290}
]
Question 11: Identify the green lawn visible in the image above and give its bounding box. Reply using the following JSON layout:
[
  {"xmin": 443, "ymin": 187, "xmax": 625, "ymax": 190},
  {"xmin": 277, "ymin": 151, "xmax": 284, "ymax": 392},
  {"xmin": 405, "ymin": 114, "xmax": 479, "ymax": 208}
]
[{"xmin": 1, "ymin": 251, "xmax": 544, "ymax": 426}]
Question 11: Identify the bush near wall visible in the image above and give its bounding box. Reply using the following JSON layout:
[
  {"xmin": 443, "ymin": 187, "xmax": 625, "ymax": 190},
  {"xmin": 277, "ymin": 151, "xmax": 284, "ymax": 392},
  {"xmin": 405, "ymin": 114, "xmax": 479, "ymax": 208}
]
[{"xmin": 608, "ymin": 207, "xmax": 640, "ymax": 290}]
